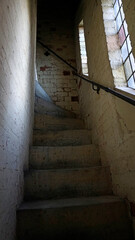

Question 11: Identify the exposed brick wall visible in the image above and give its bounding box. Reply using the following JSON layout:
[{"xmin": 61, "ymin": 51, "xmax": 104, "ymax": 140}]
[
  {"xmin": 75, "ymin": 0, "xmax": 135, "ymax": 232},
  {"xmin": 0, "ymin": 1, "xmax": 37, "ymax": 239},
  {"xmin": 37, "ymin": 8, "xmax": 80, "ymax": 115}
]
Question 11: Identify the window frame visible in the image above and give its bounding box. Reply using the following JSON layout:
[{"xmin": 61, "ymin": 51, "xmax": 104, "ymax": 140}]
[
  {"xmin": 113, "ymin": 0, "xmax": 135, "ymax": 89},
  {"xmin": 78, "ymin": 20, "xmax": 89, "ymax": 76}
]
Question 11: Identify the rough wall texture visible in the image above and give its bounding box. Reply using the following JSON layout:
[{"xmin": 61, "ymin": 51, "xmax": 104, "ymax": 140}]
[
  {"xmin": 75, "ymin": 0, "xmax": 135, "ymax": 233},
  {"xmin": 0, "ymin": 1, "xmax": 37, "ymax": 239},
  {"xmin": 37, "ymin": 7, "xmax": 80, "ymax": 115}
]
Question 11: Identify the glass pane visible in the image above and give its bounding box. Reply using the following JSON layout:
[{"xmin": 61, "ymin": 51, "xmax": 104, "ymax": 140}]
[
  {"xmin": 83, "ymin": 69, "xmax": 88, "ymax": 75},
  {"xmin": 116, "ymin": 11, "xmax": 122, "ymax": 31},
  {"xmin": 128, "ymin": 75, "xmax": 135, "ymax": 89},
  {"xmin": 123, "ymin": 20, "xmax": 128, "ymax": 37},
  {"xmin": 81, "ymin": 51, "xmax": 87, "ymax": 57},
  {"xmin": 118, "ymin": 25, "xmax": 125, "ymax": 46},
  {"xmin": 82, "ymin": 63, "xmax": 88, "ymax": 69},
  {"xmin": 121, "ymin": 41, "xmax": 128, "ymax": 62},
  {"xmin": 80, "ymin": 46, "xmax": 86, "ymax": 53},
  {"xmin": 130, "ymin": 53, "xmax": 135, "ymax": 72},
  {"xmin": 81, "ymin": 57, "xmax": 87, "ymax": 64},
  {"xmin": 79, "ymin": 33, "xmax": 85, "ymax": 41},
  {"xmin": 79, "ymin": 27, "xmax": 84, "ymax": 33},
  {"xmin": 127, "ymin": 35, "xmax": 132, "ymax": 53},
  {"xmin": 124, "ymin": 58, "xmax": 132, "ymax": 79},
  {"xmin": 120, "ymin": 5, "xmax": 125, "ymax": 21},
  {"xmin": 114, "ymin": 0, "xmax": 119, "ymax": 18},
  {"xmin": 119, "ymin": 0, "xmax": 122, "ymax": 7}
]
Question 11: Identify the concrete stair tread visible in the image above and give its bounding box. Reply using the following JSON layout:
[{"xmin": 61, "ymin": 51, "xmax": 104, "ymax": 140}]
[
  {"xmin": 17, "ymin": 195, "xmax": 133, "ymax": 240},
  {"xmin": 34, "ymin": 112, "xmax": 82, "ymax": 121},
  {"xmin": 33, "ymin": 129, "xmax": 90, "ymax": 134},
  {"xmin": 35, "ymin": 96, "xmax": 77, "ymax": 118},
  {"xmin": 26, "ymin": 165, "xmax": 108, "ymax": 173},
  {"xmin": 33, "ymin": 129, "xmax": 91, "ymax": 146},
  {"xmin": 30, "ymin": 144, "xmax": 101, "ymax": 169},
  {"xmin": 31, "ymin": 144, "xmax": 95, "ymax": 149},
  {"xmin": 19, "ymin": 195, "xmax": 124, "ymax": 210},
  {"xmin": 34, "ymin": 113, "xmax": 85, "ymax": 131},
  {"xmin": 24, "ymin": 166, "xmax": 112, "ymax": 200}
]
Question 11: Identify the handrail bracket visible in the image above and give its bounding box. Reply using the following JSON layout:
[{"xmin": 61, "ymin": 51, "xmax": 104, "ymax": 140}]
[{"xmin": 92, "ymin": 84, "xmax": 100, "ymax": 94}]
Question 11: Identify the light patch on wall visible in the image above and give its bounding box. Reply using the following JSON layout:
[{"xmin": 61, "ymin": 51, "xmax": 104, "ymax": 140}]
[{"xmin": 78, "ymin": 20, "xmax": 88, "ymax": 76}]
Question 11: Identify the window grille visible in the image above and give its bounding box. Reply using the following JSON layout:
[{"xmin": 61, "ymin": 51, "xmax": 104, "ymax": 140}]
[{"xmin": 113, "ymin": 0, "xmax": 135, "ymax": 89}]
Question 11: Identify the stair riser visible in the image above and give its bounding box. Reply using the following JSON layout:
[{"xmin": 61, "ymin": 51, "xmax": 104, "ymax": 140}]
[
  {"xmin": 17, "ymin": 201, "xmax": 132, "ymax": 240},
  {"xmin": 34, "ymin": 114, "xmax": 84, "ymax": 131},
  {"xmin": 35, "ymin": 96, "xmax": 76, "ymax": 118},
  {"xmin": 33, "ymin": 130, "xmax": 91, "ymax": 146},
  {"xmin": 30, "ymin": 145, "xmax": 101, "ymax": 169},
  {"xmin": 24, "ymin": 167, "xmax": 112, "ymax": 200}
]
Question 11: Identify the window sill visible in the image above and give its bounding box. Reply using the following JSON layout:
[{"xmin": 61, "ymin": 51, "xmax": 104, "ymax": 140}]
[{"xmin": 115, "ymin": 87, "xmax": 135, "ymax": 100}]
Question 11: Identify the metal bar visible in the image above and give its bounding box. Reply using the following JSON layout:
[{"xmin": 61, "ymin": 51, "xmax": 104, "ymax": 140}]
[
  {"xmin": 38, "ymin": 40, "xmax": 135, "ymax": 106},
  {"xmin": 74, "ymin": 72, "xmax": 135, "ymax": 106}
]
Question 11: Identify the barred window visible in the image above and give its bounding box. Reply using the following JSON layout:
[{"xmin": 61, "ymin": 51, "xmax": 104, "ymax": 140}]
[{"xmin": 113, "ymin": 0, "xmax": 135, "ymax": 89}]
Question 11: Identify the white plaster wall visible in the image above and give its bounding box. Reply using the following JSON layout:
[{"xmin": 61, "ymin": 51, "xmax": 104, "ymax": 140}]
[
  {"xmin": 75, "ymin": 0, "xmax": 135, "ymax": 229},
  {"xmin": 0, "ymin": 1, "xmax": 37, "ymax": 239}
]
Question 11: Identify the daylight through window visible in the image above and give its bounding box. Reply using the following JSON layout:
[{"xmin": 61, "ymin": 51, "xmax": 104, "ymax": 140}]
[
  {"xmin": 113, "ymin": 0, "xmax": 135, "ymax": 89},
  {"xmin": 78, "ymin": 20, "xmax": 88, "ymax": 76}
]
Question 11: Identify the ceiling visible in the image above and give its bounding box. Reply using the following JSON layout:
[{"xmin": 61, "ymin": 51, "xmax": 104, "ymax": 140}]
[{"xmin": 37, "ymin": 0, "xmax": 81, "ymax": 14}]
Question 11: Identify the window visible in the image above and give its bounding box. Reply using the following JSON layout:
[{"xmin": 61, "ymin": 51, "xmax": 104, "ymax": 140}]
[
  {"xmin": 78, "ymin": 20, "xmax": 88, "ymax": 76},
  {"xmin": 113, "ymin": 0, "xmax": 135, "ymax": 89}
]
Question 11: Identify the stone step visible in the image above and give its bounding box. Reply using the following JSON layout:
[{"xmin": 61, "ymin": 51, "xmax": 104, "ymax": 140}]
[
  {"xmin": 34, "ymin": 113, "xmax": 85, "ymax": 131},
  {"xmin": 35, "ymin": 96, "xmax": 77, "ymax": 118},
  {"xmin": 17, "ymin": 196, "xmax": 133, "ymax": 240},
  {"xmin": 33, "ymin": 129, "xmax": 91, "ymax": 146},
  {"xmin": 24, "ymin": 167, "xmax": 112, "ymax": 200},
  {"xmin": 30, "ymin": 145, "xmax": 101, "ymax": 169}
]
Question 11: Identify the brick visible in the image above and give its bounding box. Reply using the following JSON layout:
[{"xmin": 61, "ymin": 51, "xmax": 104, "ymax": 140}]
[
  {"xmin": 37, "ymin": 13, "xmax": 80, "ymax": 114},
  {"xmin": 64, "ymin": 88, "xmax": 71, "ymax": 92}
]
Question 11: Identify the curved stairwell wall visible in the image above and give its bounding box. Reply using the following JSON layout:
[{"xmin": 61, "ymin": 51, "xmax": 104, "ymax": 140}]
[
  {"xmin": 75, "ymin": 0, "xmax": 135, "ymax": 235},
  {"xmin": 0, "ymin": 1, "xmax": 37, "ymax": 239}
]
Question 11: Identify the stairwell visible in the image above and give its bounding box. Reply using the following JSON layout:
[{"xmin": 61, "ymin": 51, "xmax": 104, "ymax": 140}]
[{"xmin": 17, "ymin": 96, "xmax": 133, "ymax": 240}]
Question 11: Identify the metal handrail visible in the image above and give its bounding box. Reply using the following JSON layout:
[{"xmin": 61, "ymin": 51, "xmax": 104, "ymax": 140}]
[{"xmin": 38, "ymin": 40, "xmax": 135, "ymax": 106}]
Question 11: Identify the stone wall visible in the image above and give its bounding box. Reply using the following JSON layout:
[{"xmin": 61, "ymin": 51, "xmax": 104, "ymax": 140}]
[
  {"xmin": 75, "ymin": 0, "xmax": 135, "ymax": 234},
  {"xmin": 37, "ymin": 7, "xmax": 80, "ymax": 115},
  {"xmin": 0, "ymin": 1, "xmax": 37, "ymax": 239}
]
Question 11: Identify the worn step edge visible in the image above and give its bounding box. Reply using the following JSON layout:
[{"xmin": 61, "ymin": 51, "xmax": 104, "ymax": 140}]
[
  {"xmin": 34, "ymin": 114, "xmax": 85, "ymax": 130},
  {"xmin": 35, "ymin": 96, "xmax": 77, "ymax": 118},
  {"xmin": 24, "ymin": 166, "xmax": 112, "ymax": 200},
  {"xmin": 34, "ymin": 113, "xmax": 83, "ymax": 122},
  {"xmin": 18, "ymin": 196, "xmax": 125, "ymax": 210},
  {"xmin": 25, "ymin": 166, "xmax": 109, "ymax": 174},
  {"xmin": 29, "ymin": 144, "xmax": 101, "ymax": 169},
  {"xmin": 33, "ymin": 129, "xmax": 91, "ymax": 134},
  {"xmin": 33, "ymin": 129, "xmax": 91, "ymax": 146}
]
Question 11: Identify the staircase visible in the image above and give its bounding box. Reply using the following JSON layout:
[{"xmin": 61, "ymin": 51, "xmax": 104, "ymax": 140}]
[{"xmin": 17, "ymin": 98, "xmax": 133, "ymax": 240}]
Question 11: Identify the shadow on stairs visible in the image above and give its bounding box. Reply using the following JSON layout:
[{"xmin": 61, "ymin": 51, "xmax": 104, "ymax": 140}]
[{"xmin": 17, "ymin": 96, "xmax": 133, "ymax": 240}]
